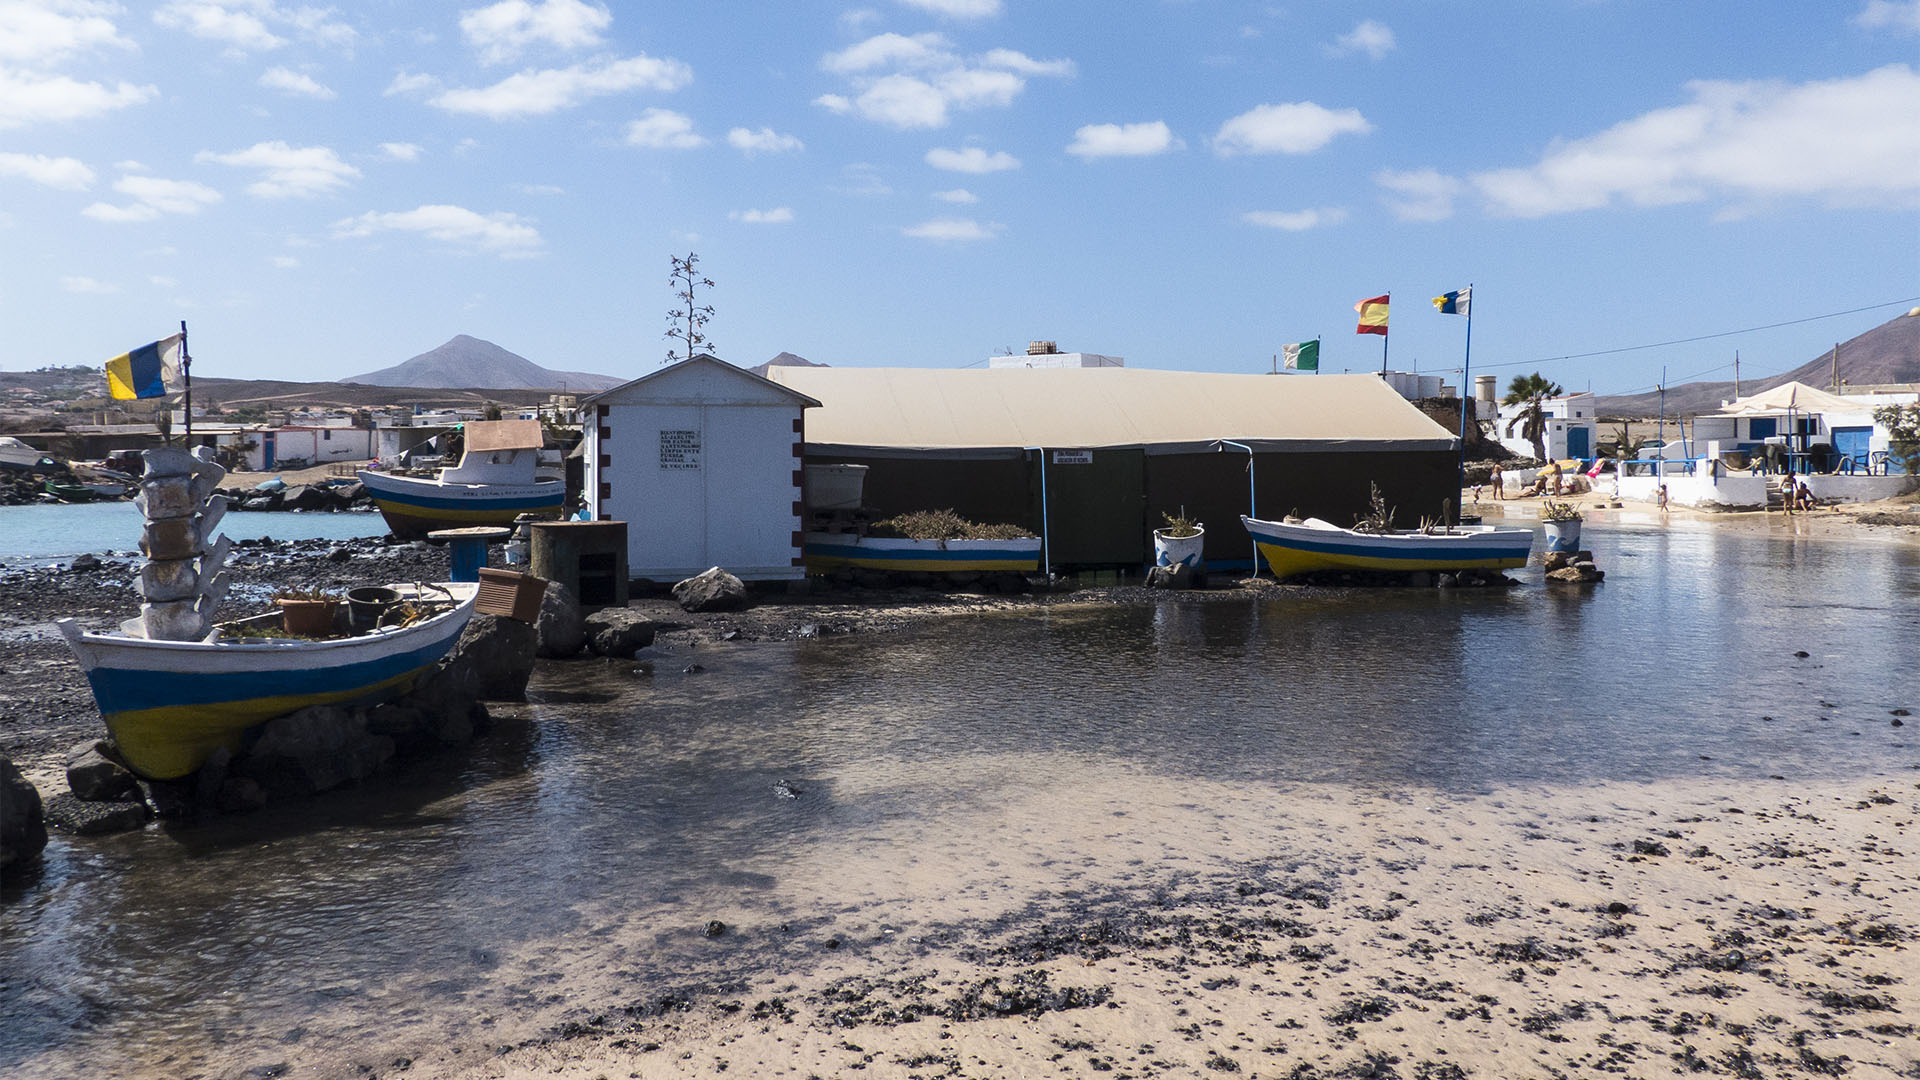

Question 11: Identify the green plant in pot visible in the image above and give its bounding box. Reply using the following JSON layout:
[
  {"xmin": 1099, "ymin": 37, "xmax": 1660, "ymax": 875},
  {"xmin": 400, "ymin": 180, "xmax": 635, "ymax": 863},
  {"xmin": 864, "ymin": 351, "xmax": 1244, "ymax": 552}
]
[
  {"xmin": 1153, "ymin": 509, "xmax": 1205, "ymax": 570},
  {"xmin": 1541, "ymin": 500, "xmax": 1583, "ymax": 554},
  {"xmin": 273, "ymin": 587, "xmax": 342, "ymax": 637}
]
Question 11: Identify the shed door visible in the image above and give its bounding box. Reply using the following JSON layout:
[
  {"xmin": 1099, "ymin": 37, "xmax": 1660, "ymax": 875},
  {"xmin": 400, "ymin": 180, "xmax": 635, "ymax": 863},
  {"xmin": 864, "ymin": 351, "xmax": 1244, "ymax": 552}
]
[
  {"xmin": 1040, "ymin": 448, "xmax": 1146, "ymax": 567},
  {"xmin": 1831, "ymin": 426, "xmax": 1872, "ymax": 471},
  {"xmin": 1566, "ymin": 426, "xmax": 1590, "ymax": 459}
]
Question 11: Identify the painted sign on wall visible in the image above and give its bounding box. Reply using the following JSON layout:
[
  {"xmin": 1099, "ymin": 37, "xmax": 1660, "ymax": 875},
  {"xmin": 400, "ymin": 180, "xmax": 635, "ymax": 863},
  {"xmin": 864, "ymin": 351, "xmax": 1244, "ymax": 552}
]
[{"xmin": 659, "ymin": 429, "xmax": 702, "ymax": 470}]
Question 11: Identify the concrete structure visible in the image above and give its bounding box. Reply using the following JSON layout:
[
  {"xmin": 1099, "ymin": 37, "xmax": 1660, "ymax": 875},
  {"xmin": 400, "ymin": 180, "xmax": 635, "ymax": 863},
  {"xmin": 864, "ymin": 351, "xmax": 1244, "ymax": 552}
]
[
  {"xmin": 987, "ymin": 343, "xmax": 1124, "ymax": 369},
  {"xmin": 581, "ymin": 355, "xmax": 818, "ymax": 582},
  {"xmin": 1378, "ymin": 371, "xmax": 1449, "ymax": 401},
  {"xmin": 1496, "ymin": 392, "xmax": 1599, "ymax": 461}
]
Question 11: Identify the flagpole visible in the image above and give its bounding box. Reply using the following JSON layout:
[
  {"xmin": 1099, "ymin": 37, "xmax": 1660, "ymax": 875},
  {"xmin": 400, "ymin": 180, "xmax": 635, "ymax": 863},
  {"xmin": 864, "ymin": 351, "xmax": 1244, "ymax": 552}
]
[
  {"xmin": 179, "ymin": 320, "xmax": 192, "ymax": 441},
  {"xmin": 1454, "ymin": 285, "xmax": 1473, "ymax": 525}
]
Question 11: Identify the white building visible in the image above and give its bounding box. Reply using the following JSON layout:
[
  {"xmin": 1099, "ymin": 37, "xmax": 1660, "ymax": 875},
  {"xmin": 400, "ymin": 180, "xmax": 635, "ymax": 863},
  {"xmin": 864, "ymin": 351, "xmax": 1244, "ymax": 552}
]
[
  {"xmin": 1496, "ymin": 392, "xmax": 1599, "ymax": 460},
  {"xmin": 987, "ymin": 342, "xmax": 1124, "ymax": 369},
  {"xmin": 581, "ymin": 355, "xmax": 818, "ymax": 582}
]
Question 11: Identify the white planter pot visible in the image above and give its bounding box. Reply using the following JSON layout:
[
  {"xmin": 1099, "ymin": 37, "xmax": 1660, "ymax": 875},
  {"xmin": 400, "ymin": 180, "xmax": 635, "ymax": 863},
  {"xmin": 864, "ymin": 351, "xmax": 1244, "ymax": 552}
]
[
  {"xmin": 1153, "ymin": 526, "xmax": 1205, "ymax": 569},
  {"xmin": 1544, "ymin": 519, "xmax": 1582, "ymax": 553}
]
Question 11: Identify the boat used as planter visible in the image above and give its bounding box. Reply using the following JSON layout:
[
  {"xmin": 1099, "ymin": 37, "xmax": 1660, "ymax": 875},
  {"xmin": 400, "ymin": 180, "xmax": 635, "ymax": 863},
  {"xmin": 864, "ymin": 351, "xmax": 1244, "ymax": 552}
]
[
  {"xmin": 43, "ymin": 479, "xmax": 128, "ymax": 502},
  {"xmin": 57, "ymin": 583, "xmax": 477, "ymax": 780},
  {"xmin": 359, "ymin": 419, "xmax": 562, "ymax": 539},
  {"xmin": 803, "ymin": 532, "xmax": 1042, "ymax": 573},
  {"xmin": 1241, "ymin": 514, "xmax": 1534, "ymax": 580}
]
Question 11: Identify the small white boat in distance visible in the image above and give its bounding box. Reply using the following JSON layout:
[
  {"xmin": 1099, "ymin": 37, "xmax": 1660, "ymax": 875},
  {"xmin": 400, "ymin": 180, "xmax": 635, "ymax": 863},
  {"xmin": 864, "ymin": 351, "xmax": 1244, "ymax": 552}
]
[
  {"xmin": 358, "ymin": 419, "xmax": 563, "ymax": 539},
  {"xmin": 1242, "ymin": 515, "xmax": 1534, "ymax": 580}
]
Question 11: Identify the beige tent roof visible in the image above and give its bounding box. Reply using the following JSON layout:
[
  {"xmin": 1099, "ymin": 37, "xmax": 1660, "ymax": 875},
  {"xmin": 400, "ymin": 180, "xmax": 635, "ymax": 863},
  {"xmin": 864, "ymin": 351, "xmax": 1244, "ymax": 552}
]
[
  {"xmin": 462, "ymin": 418, "xmax": 544, "ymax": 451},
  {"xmin": 1715, "ymin": 380, "xmax": 1859, "ymax": 416},
  {"xmin": 763, "ymin": 367, "xmax": 1457, "ymax": 455}
]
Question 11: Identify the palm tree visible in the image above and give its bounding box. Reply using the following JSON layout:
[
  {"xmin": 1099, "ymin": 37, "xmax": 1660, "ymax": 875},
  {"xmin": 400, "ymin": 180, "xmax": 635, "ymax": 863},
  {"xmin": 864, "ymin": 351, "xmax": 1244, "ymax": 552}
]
[{"xmin": 1503, "ymin": 373, "xmax": 1563, "ymax": 462}]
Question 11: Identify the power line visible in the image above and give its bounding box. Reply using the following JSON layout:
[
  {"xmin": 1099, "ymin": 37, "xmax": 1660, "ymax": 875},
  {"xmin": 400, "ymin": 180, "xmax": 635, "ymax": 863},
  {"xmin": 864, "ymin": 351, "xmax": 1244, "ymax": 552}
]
[{"xmin": 1464, "ymin": 295, "xmax": 1920, "ymax": 375}]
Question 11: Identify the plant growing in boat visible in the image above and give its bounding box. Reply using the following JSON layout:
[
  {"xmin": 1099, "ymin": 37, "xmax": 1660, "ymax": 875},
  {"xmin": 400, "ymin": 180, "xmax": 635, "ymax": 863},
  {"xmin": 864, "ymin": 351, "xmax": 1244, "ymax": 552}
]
[
  {"xmin": 1541, "ymin": 500, "xmax": 1583, "ymax": 523},
  {"xmin": 1158, "ymin": 509, "xmax": 1201, "ymax": 538},
  {"xmin": 272, "ymin": 587, "xmax": 341, "ymax": 602},
  {"xmin": 869, "ymin": 508, "xmax": 1035, "ymax": 541},
  {"xmin": 1352, "ymin": 482, "xmax": 1396, "ymax": 533}
]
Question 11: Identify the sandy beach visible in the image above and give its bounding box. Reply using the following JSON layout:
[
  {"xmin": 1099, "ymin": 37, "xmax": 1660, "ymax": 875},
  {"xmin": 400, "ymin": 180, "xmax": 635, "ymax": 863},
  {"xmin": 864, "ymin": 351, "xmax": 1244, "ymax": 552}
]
[{"xmin": 386, "ymin": 769, "xmax": 1919, "ymax": 1080}]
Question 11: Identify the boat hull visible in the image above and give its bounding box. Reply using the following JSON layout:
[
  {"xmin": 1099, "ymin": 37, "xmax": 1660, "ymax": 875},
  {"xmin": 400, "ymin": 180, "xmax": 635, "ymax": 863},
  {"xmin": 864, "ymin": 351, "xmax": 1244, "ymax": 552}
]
[
  {"xmin": 1242, "ymin": 515, "xmax": 1534, "ymax": 579},
  {"xmin": 803, "ymin": 532, "xmax": 1041, "ymax": 573},
  {"xmin": 358, "ymin": 470, "xmax": 562, "ymax": 539},
  {"xmin": 58, "ymin": 584, "xmax": 476, "ymax": 779}
]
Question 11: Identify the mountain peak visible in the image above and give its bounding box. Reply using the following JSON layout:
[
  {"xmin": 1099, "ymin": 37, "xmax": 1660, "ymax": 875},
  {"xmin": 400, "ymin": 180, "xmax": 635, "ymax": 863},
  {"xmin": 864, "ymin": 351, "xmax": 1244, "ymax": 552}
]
[{"xmin": 346, "ymin": 335, "xmax": 623, "ymax": 391}]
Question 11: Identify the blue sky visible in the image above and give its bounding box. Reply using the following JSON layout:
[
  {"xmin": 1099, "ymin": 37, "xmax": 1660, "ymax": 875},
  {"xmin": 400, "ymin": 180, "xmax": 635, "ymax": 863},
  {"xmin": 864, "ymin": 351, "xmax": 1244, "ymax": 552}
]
[{"xmin": 1, "ymin": 0, "xmax": 1916, "ymax": 396}]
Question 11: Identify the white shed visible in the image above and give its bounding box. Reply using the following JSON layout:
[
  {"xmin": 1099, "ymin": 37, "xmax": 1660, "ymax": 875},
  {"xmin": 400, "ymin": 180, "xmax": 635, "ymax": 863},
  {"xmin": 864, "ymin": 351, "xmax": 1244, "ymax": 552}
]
[{"xmin": 581, "ymin": 355, "xmax": 819, "ymax": 582}]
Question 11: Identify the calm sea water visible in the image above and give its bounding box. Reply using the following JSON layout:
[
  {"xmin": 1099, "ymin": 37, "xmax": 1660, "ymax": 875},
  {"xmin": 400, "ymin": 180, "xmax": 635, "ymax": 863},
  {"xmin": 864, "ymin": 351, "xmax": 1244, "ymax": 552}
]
[
  {"xmin": 0, "ymin": 502, "xmax": 386, "ymax": 562},
  {"xmin": 3, "ymin": 520, "xmax": 1917, "ymax": 1076}
]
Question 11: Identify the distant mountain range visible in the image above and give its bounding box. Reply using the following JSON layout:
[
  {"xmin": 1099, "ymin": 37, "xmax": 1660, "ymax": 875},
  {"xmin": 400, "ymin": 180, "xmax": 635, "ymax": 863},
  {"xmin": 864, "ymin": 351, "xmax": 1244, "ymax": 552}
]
[
  {"xmin": 346, "ymin": 335, "xmax": 625, "ymax": 391},
  {"xmin": 749, "ymin": 351, "xmax": 826, "ymax": 378},
  {"xmin": 1594, "ymin": 310, "xmax": 1920, "ymax": 416}
]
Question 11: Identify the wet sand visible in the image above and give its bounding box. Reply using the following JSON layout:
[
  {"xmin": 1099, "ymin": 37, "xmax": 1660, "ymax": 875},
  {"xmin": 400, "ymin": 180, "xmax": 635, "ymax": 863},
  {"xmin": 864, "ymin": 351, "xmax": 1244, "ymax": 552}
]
[{"xmin": 391, "ymin": 770, "xmax": 1919, "ymax": 1080}]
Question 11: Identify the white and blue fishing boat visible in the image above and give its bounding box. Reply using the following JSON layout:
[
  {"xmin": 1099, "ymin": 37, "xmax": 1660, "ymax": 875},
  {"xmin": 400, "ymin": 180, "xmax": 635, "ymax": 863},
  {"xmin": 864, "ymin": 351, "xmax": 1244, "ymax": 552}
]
[
  {"xmin": 803, "ymin": 532, "xmax": 1042, "ymax": 574},
  {"xmin": 1241, "ymin": 514, "xmax": 1534, "ymax": 580},
  {"xmin": 57, "ymin": 584, "xmax": 476, "ymax": 780},
  {"xmin": 359, "ymin": 419, "xmax": 563, "ymax": 539}
]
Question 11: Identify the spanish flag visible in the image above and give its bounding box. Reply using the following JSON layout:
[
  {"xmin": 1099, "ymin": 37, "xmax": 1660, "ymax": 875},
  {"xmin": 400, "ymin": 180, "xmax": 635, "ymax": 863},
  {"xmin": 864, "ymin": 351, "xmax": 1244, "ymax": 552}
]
[
  {"xmin": 106, "ymin": 334, "xmax": 185, "ymax": 400},
  {"xmin": 1354, "ymin": 294, "xmax": 1389, "ymax": 336}
]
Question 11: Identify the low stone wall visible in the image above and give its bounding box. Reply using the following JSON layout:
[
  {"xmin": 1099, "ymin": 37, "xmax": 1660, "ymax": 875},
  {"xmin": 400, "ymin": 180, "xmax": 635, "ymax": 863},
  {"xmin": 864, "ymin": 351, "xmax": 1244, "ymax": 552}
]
[
  {"xmin": 1617, "ymin": 474, "xmax": 1768, "ymax": 510},
  {"xmin": 1805, "ymin": 474, "xmax": 1918, "ymax": 504}
]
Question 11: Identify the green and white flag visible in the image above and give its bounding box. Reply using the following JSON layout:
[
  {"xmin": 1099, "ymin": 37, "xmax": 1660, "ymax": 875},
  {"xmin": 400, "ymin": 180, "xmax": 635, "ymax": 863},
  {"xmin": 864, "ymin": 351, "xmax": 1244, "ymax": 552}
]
[{"xmin": 1282, "ymin": 339, "xmax": 1319, "ymax": 372}]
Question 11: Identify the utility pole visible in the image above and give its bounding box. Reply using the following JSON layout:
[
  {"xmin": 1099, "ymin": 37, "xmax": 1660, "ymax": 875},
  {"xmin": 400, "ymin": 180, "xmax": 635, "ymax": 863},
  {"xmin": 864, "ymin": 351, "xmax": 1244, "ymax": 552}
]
[
  {"xmin": 1733, "ymin": 350, "xmax": 1740, "ymax": 399},
  {"xmin": 1831, "ymin": 342, "xmax": 1840, "ymax": 392}
]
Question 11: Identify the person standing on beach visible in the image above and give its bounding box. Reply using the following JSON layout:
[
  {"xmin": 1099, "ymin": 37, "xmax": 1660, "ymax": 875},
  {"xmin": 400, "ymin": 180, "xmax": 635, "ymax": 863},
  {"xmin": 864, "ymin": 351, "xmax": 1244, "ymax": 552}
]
[
  {"xmin": 1657, "ymin": 484, "xmax": 1669, "ymax": 512},
  {"xmin": 1490, "ymin": 463, "xmax": 1504, "ymax": 500}
]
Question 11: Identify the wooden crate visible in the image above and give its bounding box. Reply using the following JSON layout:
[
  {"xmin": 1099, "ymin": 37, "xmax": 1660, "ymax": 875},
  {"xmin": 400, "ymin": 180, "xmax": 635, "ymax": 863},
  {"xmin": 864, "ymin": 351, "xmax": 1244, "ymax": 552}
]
[{"xmin": 476, "ymin": 568, "xmax": 546, "ymax": 622}]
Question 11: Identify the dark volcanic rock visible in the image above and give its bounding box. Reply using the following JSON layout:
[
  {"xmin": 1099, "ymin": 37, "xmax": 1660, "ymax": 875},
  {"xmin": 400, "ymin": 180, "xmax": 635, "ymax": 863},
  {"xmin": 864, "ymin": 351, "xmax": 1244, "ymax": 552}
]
[
  {"xmin": 240, "ymin": 705, "xmax": 394, "ymax": 797},
  {"xmin": 2, "ymin": 755, "xmax": 50, "ymax": 870},
  {"xmin": 66, "ymin": 739, "xmax": 137, "ymax": 802},
  {"xmin": 451, "ymin": 614, "xmax": 538, "ymax": 700},
  {"xmin": 673, "ymin": 567, "xmax": 748, "ymax": 613},
  {"xmin": 42, "ymin": 791, "xmax": 149, "ymax": 835},
  {"xmin": 584, "ymin": 608, "xmax": 656, "ymax": 658},
  {"xmin": 536, "ymin": 580, "xmax": 585, "ymax": 658}
]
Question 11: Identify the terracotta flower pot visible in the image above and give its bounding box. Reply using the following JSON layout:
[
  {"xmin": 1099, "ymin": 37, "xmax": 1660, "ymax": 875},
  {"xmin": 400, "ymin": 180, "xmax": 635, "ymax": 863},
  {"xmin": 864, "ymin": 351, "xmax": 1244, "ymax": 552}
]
[{"xmin": 276, "ymin": 597, "xmax": 339, "ymax": 636}]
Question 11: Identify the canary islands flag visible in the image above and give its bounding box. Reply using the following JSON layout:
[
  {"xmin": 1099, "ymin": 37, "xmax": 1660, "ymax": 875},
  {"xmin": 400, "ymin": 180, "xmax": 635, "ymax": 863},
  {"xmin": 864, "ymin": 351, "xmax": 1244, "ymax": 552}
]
[
  {"xmin": 1432, "ymin": 287, "xmax": 1471, "ymax": 316},
  {"xmin": 106, "ymin": 334, "xmax": 185, "ymax": 400},
  {"xmin": 1354, "ymin": 294, "xmax": 1389, "ymax": 336},
  {"xmin": 1282, "ymin": 340, "xmax": 1319, "ymax": 371}
]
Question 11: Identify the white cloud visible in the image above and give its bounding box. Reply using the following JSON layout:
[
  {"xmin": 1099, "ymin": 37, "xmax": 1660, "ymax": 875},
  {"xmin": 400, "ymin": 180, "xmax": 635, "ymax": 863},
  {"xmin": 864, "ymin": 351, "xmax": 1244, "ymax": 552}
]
[
  {"xmin": 729, "ymin": 207, "xmax": 794, "ymax": 224},
  {"xmin": 381, "ymin": 141, "xmax": 423, "ymax": 161},
  {"xmin": 626, "ymin": 107, "xmax": 704, "ymax": 148},
  {"xmin": 727, "ymin": 126, "xmax": 803, "ymax": 155},
  {"xmin": 1213, "ymin": 102, "xmax": 1372, "ymax": 155},
  {"xmin": 330, "ymin": 204, "xmax": 543, "ymax": 256},
  {"xmin": 259, "ymin": 66, "xmax": 335, "ymax": 99},
  {"xmin": 149, "ymin": 274, "xmax": 177, "ymax": 286},
  {"xmin": 1067, "ymin": 120, "xmax": 1179, "ymax": 159},
  {"xmin": 61, "ymin": 274, "xmax": 118, "ymax": 294},
  {"xmin": 1470, "ymin": 64, "xmax": 1920, "ymax": 217},
  {"xmin": 0, "ymin": 68, "xmax": 155, "ymax": 129},
  {"xmin": 271, "ymin": 254, "xmax": 298, "ymax": 268},
  {"xmin": 1241, "ymin": 207, "xmax": 1348, "ymax": 231},
  {"xmin": 834, "ymin": 162, "xmax": 891, "ymax": 197},
  {"xmin": 896, "ymin": 0, "xmax": 1001, "ymax": 17},
  {"xmin": 822, "ymin": 31, "xmax": 950, "ymax": 75},
  {"xmin": 932, "ymin": 187, "xmax": 977, "ymax": 203},
  {"xmin": 1375, "ymin": 168, "xmax": 1465, "ymax": 222},
  {"xmin": 513, "ymin": 182, "xmax": 564, "ymax": 194},
  {"xmin": 819, "ymin": 33, "xmax": 1072, "ymax": 130},
  {"xmin": 0, "ymin": 151, "xmax": 94, "ymax": 190},
  {"xmin": 460, "ymin": 0, "xmax": 611, "ymax": 64},
  {"xmin": 152, "ymin": 1, "xmax": 356, "ymax": 52},
  {"xmin": 925, "ymin": 145, "xmax": 1017, "ymax": 173},
  {"xmin": 430, "ymin": 54, "xmax": 691, "ymax": 119},
  {"xmin": 1856, "ymin": 1, "xmax": 1920, "ymax": 32},
  {"xmin": 1326, "ymin": 20, "xmax": 1394, "ymax": 60},
  {"xmin": 902, "ymin": 216, "xmax": 1000, "ymax": 242},
  {"xmin": 0, "ymin": 0, "xmax": 133, "ymax": 64},
  {"xmin": 197, "ymin": 141, "xmax": 359, "ymax": 198},
  {"xmin": 82, "ymin": 174, "xmax": 222, "ymax": 221},
  {"xmin": 384, "ymin": 71, "xmax": 438, "ymax": 96}
]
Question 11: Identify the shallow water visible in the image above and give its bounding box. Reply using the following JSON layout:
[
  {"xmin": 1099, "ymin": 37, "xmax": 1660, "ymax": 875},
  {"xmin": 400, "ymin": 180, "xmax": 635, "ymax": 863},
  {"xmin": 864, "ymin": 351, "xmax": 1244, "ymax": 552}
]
[
  {"xmin": 0, "ymin": 501, "xmax": 385, "ymax": 562},
  {"xmin": 3, "ymin": 521, "xmax": 1917, "ymax": 1076}
]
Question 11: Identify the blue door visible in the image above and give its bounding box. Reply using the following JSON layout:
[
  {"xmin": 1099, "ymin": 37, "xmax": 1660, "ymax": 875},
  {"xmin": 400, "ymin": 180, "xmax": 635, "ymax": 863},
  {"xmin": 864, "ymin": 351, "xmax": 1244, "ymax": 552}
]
[
  {"xmin": 262, "ymin": 431, "xmax": 276, "ymax": 468},
  {"xmin": 1566, "ymin": 426, "xmax": 1590, "ymax": 459},
  {"xmin": 1832, "ymin": 426, "xmax": 1872, "ymax": 471}
]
